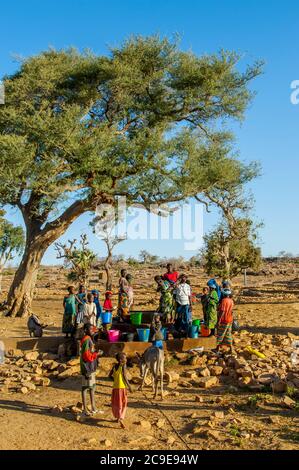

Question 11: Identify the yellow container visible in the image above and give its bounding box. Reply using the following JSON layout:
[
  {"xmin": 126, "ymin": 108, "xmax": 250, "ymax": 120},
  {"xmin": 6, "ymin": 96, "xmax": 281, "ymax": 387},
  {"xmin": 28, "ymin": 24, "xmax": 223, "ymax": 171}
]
[{"xmin": 246, "ymin": 346, "xmax": 266, "ymax": 359}]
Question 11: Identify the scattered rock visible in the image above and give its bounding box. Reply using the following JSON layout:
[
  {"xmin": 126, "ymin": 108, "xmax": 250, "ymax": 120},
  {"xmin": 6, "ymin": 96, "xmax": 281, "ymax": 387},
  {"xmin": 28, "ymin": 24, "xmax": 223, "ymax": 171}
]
[
  {"xmin": 197, "ymin": 376, "xmax": 218, "ymax": 389},
  {"xmin": 167, "ymin": 436, "xmax": 176, "ymax": 445},
  {"xmin": 67, "ymin": 358, "xmax": 80, "ymax": 367},
  {"xmin": 198, "ymin": 367, "xmax": 211, "ymax": 378},
  {"xmin": 129, "ymin": 436, "xmax": 154, "ymax": 446},
  {"xmin": 58, "ymin": 367, "xmax": 78, "ymax": 380},
  {"xmin": 87, "ymin": 438, "xmax": 98, "ymax": 446},
  {"xmin": 165, "ymin": 372, "xmax": 180, "ymax": 383},
  {"xmin": 137, "ymin": 420, "xmax": 152, "ymax": 431},
  {"xmin": 6, "ymin": 349, "xmax": 24, "ymax": 359},
  {"xmin": 195, "ymin": 395, "xmax": 204, "ymax": 403},
  {"xmin": 155, "ymin": 418, "xmax": 166, "ymax": 429},
  {"xmin": 24, "ymin": 351, "xmax": 39, "ymax": 361},
  {"xmin": 281, "ymin": 396, "xmax": 296, "ymax": 409},
  {"xmin": 214, "ymin": 411, "xmax": 225, "ymax": 419},
  {"xmin": 209, "ymin": 366, "xmax": 224, "ymax": 377},
  {"xmin": 21, "ymin": 381, "xmax": 36, "ymax": 391},
  {"xmin": 20, "ymin": 386, "xmax": 28, "ymax": 394}
]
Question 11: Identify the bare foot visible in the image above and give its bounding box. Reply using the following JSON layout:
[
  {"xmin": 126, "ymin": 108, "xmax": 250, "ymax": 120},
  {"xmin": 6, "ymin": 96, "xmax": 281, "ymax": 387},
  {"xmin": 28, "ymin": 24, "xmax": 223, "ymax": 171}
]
[{"xmin": 119, "ymin": 420, "xmax": 126, "ymax": 429}]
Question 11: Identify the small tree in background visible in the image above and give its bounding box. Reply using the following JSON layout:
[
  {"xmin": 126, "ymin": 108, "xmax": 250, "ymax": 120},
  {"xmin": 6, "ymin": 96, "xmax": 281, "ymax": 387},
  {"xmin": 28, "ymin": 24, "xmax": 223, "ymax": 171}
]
[
  {"xmin": 91, "ymin": 212, "xmax": 125, "ymax": 291},
  {"xmin": 198, "ymin": 160, "xmax": 262, "ymax": 280},
  {"xmin": 55, "ymin": 234, "xmax": 96, "ymax": 290},
  {"xmin": 203, "ymin": 218, "xmax": 261, "ymax": 279},
  {"xmin": 139, "ymin": 250, "xmax": 160, "ymax": 265},
  {"xmin": 0, "ymin": 213, "xmax": 25, "ymax": 294}
]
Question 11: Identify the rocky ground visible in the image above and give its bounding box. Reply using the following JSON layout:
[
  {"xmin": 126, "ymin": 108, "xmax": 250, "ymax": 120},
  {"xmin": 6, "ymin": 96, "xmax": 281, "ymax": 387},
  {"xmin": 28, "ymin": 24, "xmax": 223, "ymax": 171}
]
[{"xmin": 0, "ymin": 261, "xmax": 298, "ymax": 450}]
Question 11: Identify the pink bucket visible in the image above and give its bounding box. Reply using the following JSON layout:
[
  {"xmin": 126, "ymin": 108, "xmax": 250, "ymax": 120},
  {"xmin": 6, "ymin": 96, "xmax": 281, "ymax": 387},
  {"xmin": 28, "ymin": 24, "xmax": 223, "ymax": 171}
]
[{"xmin": 107, "ymin": 330, "xmax": 121, "ymax": 343}]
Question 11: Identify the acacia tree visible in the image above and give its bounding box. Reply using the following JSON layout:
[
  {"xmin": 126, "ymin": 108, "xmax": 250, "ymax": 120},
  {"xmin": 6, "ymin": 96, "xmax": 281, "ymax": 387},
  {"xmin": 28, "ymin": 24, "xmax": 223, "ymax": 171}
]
[
  {"xmin": 91, "ymin": 212, "xmax": 125, "ymax": 290},
  {"xmin": 0, "ymin": 213, "xmax": 25, "ymax": 293},
  {"xmin": 55, "ymin": 234, "xmax": 96, "ymax": 290},
  {"xmin": 0, "ymin": 36, "xmax": 262, "ymax": 316},
  {"xmin": 199, "ymin": 161, "xmax": 262, "ymax": 279},
  {"xmin": 203, "ymin": 218, "xmax": 261, "ymax": 279}
]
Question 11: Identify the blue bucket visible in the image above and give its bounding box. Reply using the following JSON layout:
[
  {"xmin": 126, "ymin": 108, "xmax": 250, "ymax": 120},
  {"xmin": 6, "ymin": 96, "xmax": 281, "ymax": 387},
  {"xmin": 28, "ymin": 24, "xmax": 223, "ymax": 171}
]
[
  {"xmin": 189, "ymin": 325, "xmax": 199, "ymax": 339},
  {"xmin": 137, "ymin": 328, "xmax": 150, "ymax": 342},
  {"xmin": 101, "ymin": 311, "xmax": 112, "ymax": 324}
]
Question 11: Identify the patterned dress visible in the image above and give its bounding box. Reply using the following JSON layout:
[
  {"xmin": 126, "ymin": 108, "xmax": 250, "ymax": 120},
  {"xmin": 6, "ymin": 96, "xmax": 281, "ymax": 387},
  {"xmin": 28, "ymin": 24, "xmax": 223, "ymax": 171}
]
[
  {"xmin": 206, "ymin": 290, "xmax": 219, "ymax": 330},
  {"xmin": 158, "ymin": 280, "xmax": 176, "ymax": 322}
]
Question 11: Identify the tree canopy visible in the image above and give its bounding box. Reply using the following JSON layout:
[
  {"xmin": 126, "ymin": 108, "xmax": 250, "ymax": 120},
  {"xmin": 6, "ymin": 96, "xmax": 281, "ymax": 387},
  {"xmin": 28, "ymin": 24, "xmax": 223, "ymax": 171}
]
[{"xmin": 0, "ymin": 35, "xmax": 263, "ymax": 316}]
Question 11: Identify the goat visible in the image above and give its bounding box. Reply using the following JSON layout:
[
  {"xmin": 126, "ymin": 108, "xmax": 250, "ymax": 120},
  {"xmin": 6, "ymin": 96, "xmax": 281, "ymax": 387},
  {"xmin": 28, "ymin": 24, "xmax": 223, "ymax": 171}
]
[{"xmin": 136, "ymin": 346, "xmax": 165, "ymax": 399}]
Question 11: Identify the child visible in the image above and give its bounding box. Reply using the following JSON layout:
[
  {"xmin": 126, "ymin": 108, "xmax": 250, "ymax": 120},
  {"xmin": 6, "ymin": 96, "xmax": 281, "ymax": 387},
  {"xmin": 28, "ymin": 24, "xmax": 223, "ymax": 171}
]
[
  {"xmin": 216, "ymin": 289, "xmax": 235, "ymax": 355},
  {"xmin": 91, "ymin": 289, "xmax": 102, "ymax": 327},
  {"xmin": 199, "ymin": 287, "xmax": 209, "ymax": 324},
  {"xmin": 103, "ymin": 290, "xmax": 113, "ymax": 313},
  {"xmin": 76, "ymin": 285, "xmax": 86, "ymax": 325},
  {"xmin": 62, "ymin": 286, "xmax": 77, "ymax": 338},
  {"xmin": 151, "ymin": 314, "xmax": 164, "ymax": 349},
  {"xmin": 83, "ymin": 293, "xmax": 97, "ymax": 327},
  {"xmin": 80, "ymin": 323, "xmax": 103, "ymax": 416},
  {"xmin": 109, "ymin": 353, "xmax": 132, "ymax": 429}
]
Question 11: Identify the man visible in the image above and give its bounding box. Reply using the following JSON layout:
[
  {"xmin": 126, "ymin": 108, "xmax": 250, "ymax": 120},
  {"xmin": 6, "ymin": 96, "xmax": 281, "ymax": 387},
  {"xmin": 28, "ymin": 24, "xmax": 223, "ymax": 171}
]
[
  {"xmin": 174, "ymin": 274, "xmax": 192, "ymax": 334},
  {"xmin": 80, "ymin": 323, "xmax": 103, "ymax": 416},
  {"xmin": 163, "ymin": 264, "xmax": 179, "ymax": 285}
]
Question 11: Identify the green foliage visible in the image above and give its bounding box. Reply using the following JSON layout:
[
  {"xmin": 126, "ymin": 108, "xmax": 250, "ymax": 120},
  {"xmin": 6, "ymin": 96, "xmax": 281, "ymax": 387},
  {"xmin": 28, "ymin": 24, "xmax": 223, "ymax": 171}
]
[
  {"xmin": 127, "ymin": 256, "xmax": 139, "ymax": 267},
  {"xmin": 0, "ymin": 213, "xmax": 25, "ymax": 268},
  {"xmin": 203, "ymin": 217, "xmax": 262, "ymax": 279},
  {"xmin": 139, "ymin": 250, "xmax": 160, "ymax": 264},
  {"xmin": 55, "ymin": 234, "xmax": 96, "ymax": 287},
  {"xmin": 0, "ymin": 36, "xmax": 262, "ymax": 229}
]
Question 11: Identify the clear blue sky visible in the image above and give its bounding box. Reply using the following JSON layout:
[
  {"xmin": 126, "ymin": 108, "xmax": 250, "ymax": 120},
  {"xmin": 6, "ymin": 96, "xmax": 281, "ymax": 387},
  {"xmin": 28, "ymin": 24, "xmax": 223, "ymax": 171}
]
[{"xmin": 1, "ymin": 0, "xmax": 299, "ymax": 264}]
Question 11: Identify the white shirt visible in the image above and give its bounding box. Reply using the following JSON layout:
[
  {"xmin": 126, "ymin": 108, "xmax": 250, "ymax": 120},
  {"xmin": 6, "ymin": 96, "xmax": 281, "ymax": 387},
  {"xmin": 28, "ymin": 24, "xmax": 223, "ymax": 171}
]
[
  {"xmin": 175, "ymin": 283, "xmax": 191, "ymax": 306},
  {"xmin": 83, "ymin": 302, "xmax": 97, "ymax": 326}
]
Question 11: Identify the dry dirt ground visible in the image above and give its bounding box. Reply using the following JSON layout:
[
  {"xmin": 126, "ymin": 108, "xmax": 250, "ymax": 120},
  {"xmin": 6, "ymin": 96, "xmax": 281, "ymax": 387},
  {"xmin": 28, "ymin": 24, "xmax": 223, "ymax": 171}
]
[{"xmin": 0, "ymin": 262, "xmax": 298, "ymax": 451}]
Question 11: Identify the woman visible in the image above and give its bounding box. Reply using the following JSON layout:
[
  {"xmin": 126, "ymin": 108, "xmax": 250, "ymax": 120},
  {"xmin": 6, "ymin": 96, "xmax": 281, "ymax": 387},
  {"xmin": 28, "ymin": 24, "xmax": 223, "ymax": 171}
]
[
  {"xmin": 62, "ymin": 286, "xmax": 77, "ymax": 338},
  {"xmin": 155, "ymin": 275, "xmax": 176, "ymax": 322},
  {"xmin": 206, "ymin": 283, "xmax": 219, "ymax": 335},
  {"xmin": 119, "ymin": 274, "xmax": 133, "ymax": 322}
]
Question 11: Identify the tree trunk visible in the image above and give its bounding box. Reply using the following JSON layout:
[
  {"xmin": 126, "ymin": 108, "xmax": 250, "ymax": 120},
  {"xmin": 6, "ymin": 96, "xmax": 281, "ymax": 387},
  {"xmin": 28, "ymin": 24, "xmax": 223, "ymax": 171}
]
[
  {"xmin": 6, "ymin": 238, "xmax": 47, "ymax": 318},
  {"xmin": 104, "ymin": 252, "xmax": 113, "ymax": 291},
  {"xmin": 6, "ymin": 197, "xmax": 98, "ymax": 318},
  {"xmin": 223, "ymin": 242, "xmax": 231, "ymax": 280}
]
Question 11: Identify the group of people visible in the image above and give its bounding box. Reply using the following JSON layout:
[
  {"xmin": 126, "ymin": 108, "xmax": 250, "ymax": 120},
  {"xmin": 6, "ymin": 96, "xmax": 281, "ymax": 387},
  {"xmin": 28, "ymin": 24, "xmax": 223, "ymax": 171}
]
[
  {"xmin": 80, "ymin": 322, "xmax": 131, "ymax": 428},
  {"xmin": 154, "ymin": 265, "xmax": 235, "ymax": 354},
  {"xmin": 62, "ymin": 286, "xmax": 114, "ymax": 337},
  {"xmin": 66, "ymin": 264, "xmax": 236, "ymax": 427}
]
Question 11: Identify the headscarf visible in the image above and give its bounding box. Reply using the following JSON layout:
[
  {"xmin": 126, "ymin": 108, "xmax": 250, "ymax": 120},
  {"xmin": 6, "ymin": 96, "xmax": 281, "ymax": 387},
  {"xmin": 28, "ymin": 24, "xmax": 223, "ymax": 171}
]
[
  {"xmin": 207, "ymin": 279, "xmax": 221, "ymax": 300},
  {"xmin": 222, "ymin": 289, "xmax": 232, "ymax": 297}
]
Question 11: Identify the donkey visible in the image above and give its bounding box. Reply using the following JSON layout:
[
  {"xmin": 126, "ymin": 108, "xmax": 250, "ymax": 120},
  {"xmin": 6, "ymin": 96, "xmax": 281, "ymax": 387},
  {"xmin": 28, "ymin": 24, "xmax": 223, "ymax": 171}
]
[{"xmin": 136, "ymin": 346, "xmax": 165, "ymax": 399}]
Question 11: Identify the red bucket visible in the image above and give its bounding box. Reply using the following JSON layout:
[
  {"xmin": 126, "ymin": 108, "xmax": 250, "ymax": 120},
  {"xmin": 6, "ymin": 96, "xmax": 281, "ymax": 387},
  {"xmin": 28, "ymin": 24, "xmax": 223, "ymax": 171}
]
[{"xmin": 200, "ymin": 324, "xmax": 211, "ymax": 337}]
